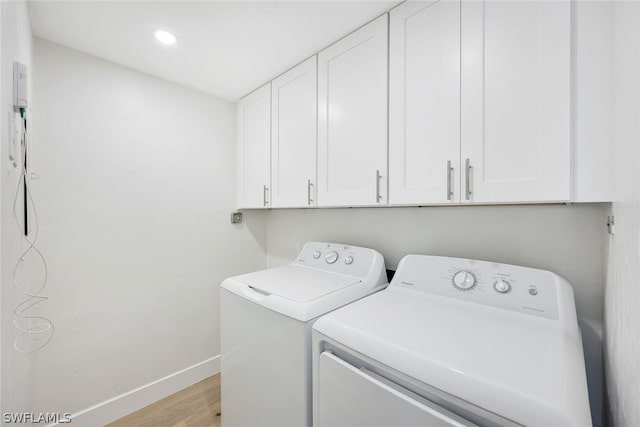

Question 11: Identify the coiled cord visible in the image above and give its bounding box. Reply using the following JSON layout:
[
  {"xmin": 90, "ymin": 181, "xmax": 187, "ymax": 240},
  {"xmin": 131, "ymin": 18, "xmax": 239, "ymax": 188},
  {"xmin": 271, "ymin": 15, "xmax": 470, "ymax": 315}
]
[{"xmin": 12, "ymin": 107, "xmax": 53, "ymax": 353}]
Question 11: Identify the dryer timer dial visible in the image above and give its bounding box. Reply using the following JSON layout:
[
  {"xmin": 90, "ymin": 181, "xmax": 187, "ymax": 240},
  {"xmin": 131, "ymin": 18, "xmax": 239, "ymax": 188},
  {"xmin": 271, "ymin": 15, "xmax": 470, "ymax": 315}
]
[{"xmin": 452, "ymin": 270, "xmax": 477, "ymax": 291}]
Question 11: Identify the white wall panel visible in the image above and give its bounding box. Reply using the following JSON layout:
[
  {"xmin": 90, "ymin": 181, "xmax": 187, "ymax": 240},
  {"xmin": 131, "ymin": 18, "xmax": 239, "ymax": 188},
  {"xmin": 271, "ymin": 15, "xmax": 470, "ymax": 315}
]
[
  {"xmin": 31, "ymin": 39, "xmax": 267, "ymax": 421},
  {"xmin": 265, "ymin": 204, "xmax": 607, "ymax": 322}
]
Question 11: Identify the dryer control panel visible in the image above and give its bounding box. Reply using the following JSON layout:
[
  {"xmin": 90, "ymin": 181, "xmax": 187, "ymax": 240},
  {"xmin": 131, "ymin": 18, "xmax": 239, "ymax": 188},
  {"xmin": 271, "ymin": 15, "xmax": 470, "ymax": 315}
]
[
  {"xmin": 391, "ymin": 255, "xmax": 565, "ymax": 320},
  {"xmin": 293, "ymin": 242, "xmax": 384, "ymax": 283}
]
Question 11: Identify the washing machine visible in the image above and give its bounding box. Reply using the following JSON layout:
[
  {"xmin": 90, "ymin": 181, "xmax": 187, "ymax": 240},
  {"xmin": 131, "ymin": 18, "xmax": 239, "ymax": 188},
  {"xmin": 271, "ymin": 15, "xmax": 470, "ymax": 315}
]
[
  {"xmin": 313, "ymin": 254, "xmax": 592, "ymax": 427},
  {"xmin": 220, "ymin": 242, "xmax": 387, "ymax": 427}
]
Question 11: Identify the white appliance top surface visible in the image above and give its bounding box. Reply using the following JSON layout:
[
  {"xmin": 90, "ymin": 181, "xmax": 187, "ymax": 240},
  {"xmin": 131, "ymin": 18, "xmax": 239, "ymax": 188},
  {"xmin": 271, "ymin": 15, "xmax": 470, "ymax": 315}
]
[
  {"xmin": 313, "ymin": 255, "xmax": 591, "ymax": 426},
  {"xmin": 234, "ymin": 265, "xmax": 360, "ymax": 303},
  {"xmin": 221, "ymin": 242, "xmax": 387, "ymax": 322}
]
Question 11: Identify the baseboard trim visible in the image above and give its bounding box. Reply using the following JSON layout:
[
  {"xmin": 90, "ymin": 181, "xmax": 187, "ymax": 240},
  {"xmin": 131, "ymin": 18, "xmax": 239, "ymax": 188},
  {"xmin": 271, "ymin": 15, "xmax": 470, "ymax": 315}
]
[{"xmin": 47, "ymin": 355, "xmax": 220, "ymax": 427}]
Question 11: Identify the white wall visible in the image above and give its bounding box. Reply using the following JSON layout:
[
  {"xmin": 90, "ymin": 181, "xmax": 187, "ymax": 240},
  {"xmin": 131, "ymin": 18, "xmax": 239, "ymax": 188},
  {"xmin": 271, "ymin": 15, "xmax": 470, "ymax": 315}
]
[
  {"xmin": 1, "ymin": 0, "xmax": 35, "ymax": 418},
  {"xmin": 31, "ymin": 38, "xmax": 266, "ymax": 423},
  {"xmin": 605, "ymin": 2, "xmax": 640, "ymax": 426},
  {"xmin": 265, "ymin": 204, "xmax": 607, "ymax": 322}
]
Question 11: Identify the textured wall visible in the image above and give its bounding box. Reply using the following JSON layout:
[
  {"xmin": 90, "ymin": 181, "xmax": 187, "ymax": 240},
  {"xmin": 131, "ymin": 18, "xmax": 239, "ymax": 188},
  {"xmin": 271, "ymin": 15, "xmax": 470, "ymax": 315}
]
[
  {"xmin": 605, "ymin": 2, "xmax": 640, "ymax": 426},
  {"xmin": 0, "ymin": 0, "xmax": 36, "ymax": 416},
  {"xmin": 30, "ymin": 39, "xmax": 266, "ymax": 419}
]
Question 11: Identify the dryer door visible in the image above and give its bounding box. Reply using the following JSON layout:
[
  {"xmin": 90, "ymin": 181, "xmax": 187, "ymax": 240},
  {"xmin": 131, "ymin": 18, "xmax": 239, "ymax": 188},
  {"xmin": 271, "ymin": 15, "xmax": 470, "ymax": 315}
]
[{"xmin": 318, "ymin": 351, "xmax": 477, "ymax": 427}]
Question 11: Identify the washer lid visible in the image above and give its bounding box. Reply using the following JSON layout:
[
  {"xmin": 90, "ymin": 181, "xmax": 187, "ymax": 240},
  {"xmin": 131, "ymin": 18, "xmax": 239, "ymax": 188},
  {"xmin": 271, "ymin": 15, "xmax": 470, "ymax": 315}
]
[
  {"xmin": 221, "ymin": 265, "xmax": 383, "ymax": 322},
  {"xmin": 234, "ymin": 266, "xmax": 361, "ymax": 302},
  {"xmin": 313, "ymin": 287, "xmax": 592, "ymax": 427}
]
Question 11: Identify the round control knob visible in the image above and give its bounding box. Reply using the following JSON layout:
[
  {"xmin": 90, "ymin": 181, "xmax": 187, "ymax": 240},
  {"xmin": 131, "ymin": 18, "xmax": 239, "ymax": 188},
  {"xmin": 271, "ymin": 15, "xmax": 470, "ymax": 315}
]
[
  {"xmin": 344, "ymin": 256, "xmax": 354, "ymax": 265},
  {"xmin": 313, "ymin": 251, "xmax": 321, "ymax": 259},
  {"xmin": 452, "ymin": 270, "xmax": 477, "ymax": 291},
  {"xmin": 493, "ymin": 279, "xmax": 511, "ymax": 294},
  {"xmin": 325, "ymin": 251, "xmax": 339, "ymax": 264}
]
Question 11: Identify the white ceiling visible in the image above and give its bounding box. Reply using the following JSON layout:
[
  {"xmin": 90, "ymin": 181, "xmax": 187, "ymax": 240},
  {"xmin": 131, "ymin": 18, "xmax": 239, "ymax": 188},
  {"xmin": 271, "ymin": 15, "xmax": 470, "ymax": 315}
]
[{"xmin": 29, "ymin": 1, "xmax": 399, "ymax": 101}]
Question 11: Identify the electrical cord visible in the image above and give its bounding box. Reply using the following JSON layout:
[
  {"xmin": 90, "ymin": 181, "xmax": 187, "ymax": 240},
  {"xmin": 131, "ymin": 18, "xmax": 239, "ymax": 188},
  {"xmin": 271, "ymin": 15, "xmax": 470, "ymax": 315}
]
[{"xmin": 12, "ymin": 107, "xmax": 54, "ymax": 353}]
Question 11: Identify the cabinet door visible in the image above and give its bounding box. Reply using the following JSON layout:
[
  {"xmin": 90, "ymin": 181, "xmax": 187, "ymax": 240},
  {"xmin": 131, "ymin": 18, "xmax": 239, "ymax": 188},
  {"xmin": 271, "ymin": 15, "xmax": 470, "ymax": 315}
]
[
  {"xmin": 389, "ymin": 0, "xmax": 461, "ymax": 205},
  {"xmin": 461, "ymin": 0, "xmax": 571, "ymax": 203},
  {"xmin": 271, "ymin": 57, "xmax": 318, "ymax": 208},
  {"xmin": 317, "ymin": 14, "xmax": 388, "ymax": 207},
  {"xmin": 237, "ymin": 83, "xmax": 271, "ymax": 208}
]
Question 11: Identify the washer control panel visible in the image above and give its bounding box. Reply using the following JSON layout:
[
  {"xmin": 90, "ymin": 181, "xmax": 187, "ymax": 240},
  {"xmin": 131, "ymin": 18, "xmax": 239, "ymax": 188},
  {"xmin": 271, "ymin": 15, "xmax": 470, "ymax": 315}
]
[
  {"xmin": 294, "ymin": 242, "xmax": 378, "ymax": 279},
  {"xmin": 392, "ymin": 255, "xmax": 560, "ymax": 319}
]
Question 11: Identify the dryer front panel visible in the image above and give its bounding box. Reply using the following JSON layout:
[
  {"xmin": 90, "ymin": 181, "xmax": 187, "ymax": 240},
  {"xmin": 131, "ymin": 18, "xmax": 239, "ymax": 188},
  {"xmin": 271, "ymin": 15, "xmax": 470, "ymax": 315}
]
[{"xmin": 317, "ymin": 351, "xmax": 475, "ymax": 427}]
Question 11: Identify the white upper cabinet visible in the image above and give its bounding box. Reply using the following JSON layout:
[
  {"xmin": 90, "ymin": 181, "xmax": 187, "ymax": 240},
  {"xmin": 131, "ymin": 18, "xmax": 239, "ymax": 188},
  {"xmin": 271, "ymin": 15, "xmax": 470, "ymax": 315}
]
[
  {"xmin": 237, "ymin": 83, "xmax": 271, "ymax": 209},
  {"xmin": 389, "ymin": 0, "xmax": 461, "ymax": 205},
  {"xmin": 461, "ymin": 0, "xmax": 572, "ymax": 203},
  {"xmin": 317, "ymin": 14, "xmax": 389, "ymax": 207},
  {"xmin": 236, "ymin": 0, "xmax": 595, "ymax": 209},
  {"xmin": 271, "ymin": 57, "xmax": 318, "ymax": 208}
]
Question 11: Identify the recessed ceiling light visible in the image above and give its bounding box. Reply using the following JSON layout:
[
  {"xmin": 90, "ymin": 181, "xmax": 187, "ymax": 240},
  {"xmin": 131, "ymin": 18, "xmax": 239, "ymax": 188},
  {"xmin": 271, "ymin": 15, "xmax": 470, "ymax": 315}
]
[{"xmin": 154, "ymin": 29, "xmax": 177, "ymax": 46}]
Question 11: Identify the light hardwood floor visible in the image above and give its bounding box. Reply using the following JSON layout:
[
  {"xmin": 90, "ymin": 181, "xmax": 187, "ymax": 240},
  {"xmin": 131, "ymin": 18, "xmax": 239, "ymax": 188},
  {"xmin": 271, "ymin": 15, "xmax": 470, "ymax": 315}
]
[{"xmin": 107, "ymin": 375, "xmax": 221, "ymax": 427}]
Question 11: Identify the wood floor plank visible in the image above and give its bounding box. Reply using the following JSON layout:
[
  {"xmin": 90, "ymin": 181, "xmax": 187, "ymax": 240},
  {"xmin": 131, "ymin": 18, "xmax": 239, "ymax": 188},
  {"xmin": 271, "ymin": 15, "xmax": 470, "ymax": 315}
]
[{"xmin": 107, "ymin": 375, "xmax": 221, "ymax": 427}]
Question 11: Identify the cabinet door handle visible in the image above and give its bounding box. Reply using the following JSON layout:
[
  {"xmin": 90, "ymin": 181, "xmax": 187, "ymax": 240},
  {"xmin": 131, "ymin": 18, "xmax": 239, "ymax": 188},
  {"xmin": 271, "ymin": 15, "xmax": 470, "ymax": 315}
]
[
  {"xmin": 446, "ymin": 160, "xmax": 454, "ymax": 201},
  {"xmin": 465, "ymin": 158, "xmax": 473, "ymax": 201},
  {"xmin": 263, "ymin": 185, "xmax": 269, "ymax": 207},
  {"xmin": 375, "ymin": 170, "xmax": 382, "ymax": 203},
  {"xmin": 307, "ymin": 179, "xmax": 314, "ymax": 206}
]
